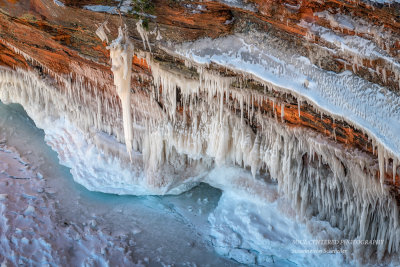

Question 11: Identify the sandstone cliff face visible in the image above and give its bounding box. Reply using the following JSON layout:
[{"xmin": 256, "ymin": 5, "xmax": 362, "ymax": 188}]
[{"xmin": 1, "ymin": 0, "xmax": 400, "ymax": 263}]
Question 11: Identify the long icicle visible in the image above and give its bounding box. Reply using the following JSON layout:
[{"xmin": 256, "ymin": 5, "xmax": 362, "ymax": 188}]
[{"xmin": 107, "ymin": 25, "xmax": 134, "ymax": 159}]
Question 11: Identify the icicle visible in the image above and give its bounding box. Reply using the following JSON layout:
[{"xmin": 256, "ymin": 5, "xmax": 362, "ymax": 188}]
[
  {"xmin": 136, "ymin": 19, "xmax": 151, "ymax": 53},
  {"xmin": 95, "ymin": 21, "xmax": 110, "ymax": 43},
  {"xmin": 382, "ymin": 68, "xmax": 387, "ymax": 83},
  {"xmin": 378, "ymin": 144, "xmax": 385, "ymax": 190},
  {"xmin": 156, "ymin": 30, "xmax": 162, "ymax": 41},
  {"xmin": 297, "ymin": 100, "xmax": 301, "ymax": 118},
  {"xmin": 333, "ymin": 128, "xmax": 336, "ymax": 141},
  {"xmin": 107, "ymin": 26, "xmax": 135, "ymax": 159}
]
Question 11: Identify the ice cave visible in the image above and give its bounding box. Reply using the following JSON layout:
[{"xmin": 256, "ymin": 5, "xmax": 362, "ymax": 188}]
[{"xmin": 0, "ymin": 0, "xmax": 400, "ymax": 266}]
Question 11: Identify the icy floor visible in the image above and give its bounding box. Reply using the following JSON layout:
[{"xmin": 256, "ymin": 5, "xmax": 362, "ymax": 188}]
[{"xmin": 0, "ymin": 101, "xmax": 352, "ymax": 266}]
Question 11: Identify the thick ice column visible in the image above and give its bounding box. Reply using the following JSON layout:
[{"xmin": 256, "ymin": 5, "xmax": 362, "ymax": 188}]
[{"xmin": 107, "ymin": 26, "xmax": 134, "ymax": 158}]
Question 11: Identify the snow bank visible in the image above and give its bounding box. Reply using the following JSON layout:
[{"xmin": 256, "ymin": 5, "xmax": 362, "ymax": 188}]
[
  {"xmin": 362, "ymin": 0, "xmax": 400, "ymax": 4},
  {"xmin": 83, "ymin": 1, "xmax": 133, "ymax": 14},
  {"xmin": 53, "ymin": 0, "xmax": 65, "ymax": 7},
  {"xmin": 215, "ymin": 0, "xmax": 257, "ymax": 12},
  {"xmin": 83, "ymin": 5, "xmax": 118, "ymax": 14}
]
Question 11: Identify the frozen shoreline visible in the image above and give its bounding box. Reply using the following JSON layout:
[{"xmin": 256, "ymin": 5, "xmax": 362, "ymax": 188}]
[
  {"xmin": 0, "ymin": 101, "xmax": 351, "ymax": 266},
  {"xmin": 0, "ymin": 102, "xmax": 237, "ymax": 266}
]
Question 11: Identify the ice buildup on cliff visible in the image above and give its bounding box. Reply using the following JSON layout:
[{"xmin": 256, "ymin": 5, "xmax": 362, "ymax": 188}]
[
  {"xmin": 96, "ymin": 21, "xmax": 110, "ymax": 43},
  {"xmin": 107, "ymin": 25, "xmax": 134, "ymax": 158}
]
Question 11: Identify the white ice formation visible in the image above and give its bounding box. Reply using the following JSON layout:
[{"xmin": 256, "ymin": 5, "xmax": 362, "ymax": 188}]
[
  {"xmin": 107, "ymin": 26, "xmax": 135, "ymax": 159},
  {"xmin": 53, "ymin": 0, "xmax": 65, "ymax": 7},
  {"xmin": 136, "ymin": 20, "xmax": 151, "ymax": 52},
  {"xmin": 95, "ymin": 21, "xmax": 110, "ymax": 43},
  {"xmin": 169, "ymin": 31, "xmax": 400, "ymax": 189}
]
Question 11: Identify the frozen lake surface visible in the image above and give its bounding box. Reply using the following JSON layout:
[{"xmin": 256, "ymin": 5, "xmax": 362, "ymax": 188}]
[{"xmin": 0, "ymin": 102, "xmax": 238, "ymax": 266}]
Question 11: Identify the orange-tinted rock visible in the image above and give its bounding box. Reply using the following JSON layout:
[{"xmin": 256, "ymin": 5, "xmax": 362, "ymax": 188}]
[
  {"xmin": 0, "ymin": 42, "xmax": 29, "ymax": 69},
  {"xmin": 153, "ymin": 0, "xmax": 234, "ymax": 40}
]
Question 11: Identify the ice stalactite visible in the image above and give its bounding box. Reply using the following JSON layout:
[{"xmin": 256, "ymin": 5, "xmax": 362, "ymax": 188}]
[
  {"xmin": 171, "ymin": 32, "xmax": 400, "ymax": 175},
  {"xmin": 107, "ymin": 26, "xmax": 135, "ymax": 159},
  {"xmin": 0, "ymin": 66, "xmax": 208, "ymax": 195},
  {"xmin": 136, "ymin": 20, "xmax": 151, "ymax": 52},
  {"xmin": 95, "ymin": 21, "xmax": 110, "ymax": 43},
  {"xmin": 297, "ymin": 99, "xmax": 301, "ymax": 117}
]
